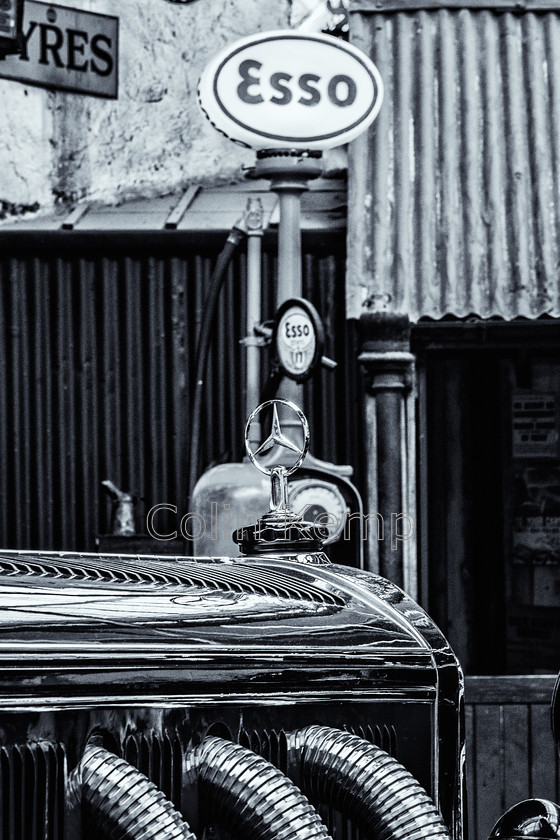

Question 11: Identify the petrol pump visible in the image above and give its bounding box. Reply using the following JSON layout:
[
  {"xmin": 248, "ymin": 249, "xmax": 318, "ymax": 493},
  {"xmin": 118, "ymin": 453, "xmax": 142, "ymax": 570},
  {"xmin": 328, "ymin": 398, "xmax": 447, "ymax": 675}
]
[{"xmin": 190, "ymin": 31, "xmax": 383, "ymax": 566}]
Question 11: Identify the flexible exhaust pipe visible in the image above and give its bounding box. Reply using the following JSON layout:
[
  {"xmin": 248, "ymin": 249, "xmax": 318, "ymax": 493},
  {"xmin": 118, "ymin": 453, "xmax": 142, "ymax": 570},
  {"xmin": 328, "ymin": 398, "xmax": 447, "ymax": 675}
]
[
  {"xmin": 185, "ymin": 735, "xmax": 333, "ymax": 840},
  {"xmin": 71, "ymin": 738, "xmax": 331, "ymax": 840},
  {"xmin": 70, "ymin": 728, "xmax": 447, "ymax": 840},
  {"xmin": 288, "ymin": 725, "xmax": 451, "ymax": 840},
  {"xmin": 68, "ymin": 744, "xmax": 196, "ymax": 840}
]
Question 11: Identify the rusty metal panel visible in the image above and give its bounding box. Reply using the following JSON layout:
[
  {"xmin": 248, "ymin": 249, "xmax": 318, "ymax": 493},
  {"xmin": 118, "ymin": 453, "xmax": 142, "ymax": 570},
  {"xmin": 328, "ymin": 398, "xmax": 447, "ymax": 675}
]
[
  {"xmin": 0, "ymin": 239, "xmax": 353, "ymax": 553},
  {"xmin": 348, "ymin": 4, "xmax": 560, "ymax": 320}
]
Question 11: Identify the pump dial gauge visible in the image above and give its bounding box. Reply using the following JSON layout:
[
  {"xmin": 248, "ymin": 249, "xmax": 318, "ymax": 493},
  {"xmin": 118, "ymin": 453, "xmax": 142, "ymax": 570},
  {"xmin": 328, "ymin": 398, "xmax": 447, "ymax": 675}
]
[{"xmin": 289, "ymin": 479, "xmax": 348, "ymax": 544}]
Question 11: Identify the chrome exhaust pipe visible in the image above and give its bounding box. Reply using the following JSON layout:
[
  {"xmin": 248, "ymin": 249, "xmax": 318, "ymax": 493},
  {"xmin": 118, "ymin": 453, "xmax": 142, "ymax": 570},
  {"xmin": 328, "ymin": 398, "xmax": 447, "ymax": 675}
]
[
  {"xmin": 288, "ymin": 725, "xmax": 451, "ymax": 840},
  {"xmin": 186, "ymin": 735, "xmax": 332, "ymax": 840},
  {"xmin": 68, "ymin": 744, "xmax": 195, "ymax": 840}
]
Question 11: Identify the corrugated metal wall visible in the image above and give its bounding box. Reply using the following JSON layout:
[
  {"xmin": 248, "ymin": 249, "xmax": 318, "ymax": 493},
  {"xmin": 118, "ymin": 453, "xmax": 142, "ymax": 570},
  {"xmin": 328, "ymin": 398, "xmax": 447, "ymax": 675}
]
[
  {"xmin": 0, "ymin": 236, "xmax": 360, "ymax": 552},
  {"xmin": 347, "ymin": 1, "xmax": 560, "ymax": 320}
]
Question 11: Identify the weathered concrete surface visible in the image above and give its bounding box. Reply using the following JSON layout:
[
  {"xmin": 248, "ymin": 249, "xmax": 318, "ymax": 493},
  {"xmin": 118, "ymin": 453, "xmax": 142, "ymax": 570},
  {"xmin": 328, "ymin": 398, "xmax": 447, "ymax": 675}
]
[{"xmin": 0, "ymin": 0, "xmax": 291, "ymax": 220}]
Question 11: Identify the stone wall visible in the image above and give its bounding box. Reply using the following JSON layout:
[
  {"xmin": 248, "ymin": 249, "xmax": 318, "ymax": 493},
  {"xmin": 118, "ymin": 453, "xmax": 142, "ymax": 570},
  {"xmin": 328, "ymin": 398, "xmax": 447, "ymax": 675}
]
[{"xmin": 0, "ymin": 0, "xmax": 291, "ymax": 219}]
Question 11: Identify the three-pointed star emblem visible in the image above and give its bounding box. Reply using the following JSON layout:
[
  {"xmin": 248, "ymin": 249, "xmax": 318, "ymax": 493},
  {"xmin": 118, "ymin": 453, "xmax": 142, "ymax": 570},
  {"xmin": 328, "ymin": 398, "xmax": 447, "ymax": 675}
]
[{"xmin": 254, "ymin": 403, "xmax": 302, "ymax": 458}]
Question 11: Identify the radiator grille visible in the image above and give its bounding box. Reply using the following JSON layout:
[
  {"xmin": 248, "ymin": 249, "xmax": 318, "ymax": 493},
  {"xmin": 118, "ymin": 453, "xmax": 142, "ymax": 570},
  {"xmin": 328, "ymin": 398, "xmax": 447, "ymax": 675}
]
[
  {"xmin": 0, "ymin": 743, "xmax": 65, "ymax": 840},
  {"xmin": 238, "ymin": 727, "xmax": 289, "ymax": 772},
  {"xmin": 0, "ymin": 553, "xmax": 345, "ymax": 607},
  {"xmin": 345, "ymin": 723, "xmax": 398, "ymax": 757},
  {"xmin": 123, "ymin": 731, "xmax": 183, "ymax": 811},
  {"xmin": 0, "ymin": 709, "xmax": 411, "ymax": 840}
]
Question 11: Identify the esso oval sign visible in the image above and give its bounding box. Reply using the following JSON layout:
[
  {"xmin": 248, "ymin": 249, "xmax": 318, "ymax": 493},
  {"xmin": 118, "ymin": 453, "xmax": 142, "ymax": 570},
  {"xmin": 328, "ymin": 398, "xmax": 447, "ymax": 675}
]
[{"xmin": 198, "ymin": 30, "xmax": 383, "ymax": 150}]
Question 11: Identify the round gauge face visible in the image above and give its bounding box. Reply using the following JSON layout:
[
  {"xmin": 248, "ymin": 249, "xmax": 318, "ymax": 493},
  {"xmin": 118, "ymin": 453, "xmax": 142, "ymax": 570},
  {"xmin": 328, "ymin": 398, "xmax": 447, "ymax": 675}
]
[{"xmin": 289, "ymin": 479, "xmax": 348, "ymax": 544}]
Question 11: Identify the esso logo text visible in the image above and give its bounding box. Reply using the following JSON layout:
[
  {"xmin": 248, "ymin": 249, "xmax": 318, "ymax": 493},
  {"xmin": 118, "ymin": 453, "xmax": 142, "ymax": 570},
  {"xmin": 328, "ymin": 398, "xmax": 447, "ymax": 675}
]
[
  {"xmin": 198, "ymin": 31, "xmax": 383, "ymax": 151},
  {"xmin": 282, "ymin": 313, "xmax": 313, "ymax": 344},
  {"xmin": 277, "ymin": 308, "xmax": 316, "ymax": 376}
]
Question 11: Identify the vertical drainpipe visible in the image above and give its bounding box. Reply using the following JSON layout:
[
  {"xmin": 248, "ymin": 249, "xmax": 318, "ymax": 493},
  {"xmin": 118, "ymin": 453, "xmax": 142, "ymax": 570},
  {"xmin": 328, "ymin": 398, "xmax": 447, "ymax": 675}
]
[
  {"xmin": 358, "ymin": 311, "xmax": 417, "ymax": 599},
  {"xmin": 244, "ymin": 198, "xmax": 264, "ymax": 447}
]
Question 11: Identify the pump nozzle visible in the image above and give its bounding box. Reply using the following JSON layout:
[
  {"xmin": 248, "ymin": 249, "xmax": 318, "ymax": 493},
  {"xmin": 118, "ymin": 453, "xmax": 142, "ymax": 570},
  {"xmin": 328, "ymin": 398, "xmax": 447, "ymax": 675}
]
[{"xmin": 101, "ymin": 480, "xmax": 137, "ymax": 536}]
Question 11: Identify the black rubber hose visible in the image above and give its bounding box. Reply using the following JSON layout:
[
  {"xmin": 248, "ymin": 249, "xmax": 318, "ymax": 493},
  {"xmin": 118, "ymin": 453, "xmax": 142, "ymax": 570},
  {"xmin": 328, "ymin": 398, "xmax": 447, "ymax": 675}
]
[
  {"xmin": 187, "ymin": 226, "xmax": 247, "ymax": 511},
  {"xmin": 69, "ymin": 744, "xmax": 196, "ymax": 840},
  {"xmin": 185, "ymin": 735, "xmax": 332, "ymax": 840},
  {"xmin": 288, "ymin": 725, "xmax": 451, "ymax": 840}
]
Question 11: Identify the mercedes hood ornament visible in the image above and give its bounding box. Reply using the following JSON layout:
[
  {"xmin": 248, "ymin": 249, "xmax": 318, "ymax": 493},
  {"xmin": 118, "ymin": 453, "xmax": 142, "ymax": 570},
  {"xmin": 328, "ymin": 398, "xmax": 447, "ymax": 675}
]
[{"xmin": 234, "ymin": 399, "xmax": 329, "ymax": 558}]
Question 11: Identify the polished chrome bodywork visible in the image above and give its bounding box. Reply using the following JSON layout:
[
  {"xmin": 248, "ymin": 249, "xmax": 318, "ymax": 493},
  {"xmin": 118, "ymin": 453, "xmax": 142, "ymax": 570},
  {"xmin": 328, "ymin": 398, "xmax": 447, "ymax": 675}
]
[{"xmin": 0, "ymin": 546, "xmax": 464, "ymax": 840}]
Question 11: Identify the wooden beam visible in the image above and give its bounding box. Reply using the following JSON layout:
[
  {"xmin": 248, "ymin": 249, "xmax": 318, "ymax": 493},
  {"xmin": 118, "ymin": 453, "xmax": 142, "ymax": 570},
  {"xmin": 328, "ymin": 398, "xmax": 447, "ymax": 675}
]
[
  {"xmin": 465, "ymin": 674, "xmax": 557, "ymax": 704},
  {"xmin": 164, "ymin": 185, "xmax": 201, "ymax": 230},
  {"xmin": 61, "ymin": 203, "xmax": 90, "ymax": 231}
]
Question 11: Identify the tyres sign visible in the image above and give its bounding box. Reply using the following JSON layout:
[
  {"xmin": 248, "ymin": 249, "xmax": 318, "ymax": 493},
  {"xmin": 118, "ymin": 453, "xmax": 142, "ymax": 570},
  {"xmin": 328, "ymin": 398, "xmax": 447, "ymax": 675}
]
[
  {"xmin": 198, "ymin": 30, "xmax": 383, "ymax": 150},
  {"xmin": 0, "ymin": 1, "xmax": 118, "ymax": 98}
]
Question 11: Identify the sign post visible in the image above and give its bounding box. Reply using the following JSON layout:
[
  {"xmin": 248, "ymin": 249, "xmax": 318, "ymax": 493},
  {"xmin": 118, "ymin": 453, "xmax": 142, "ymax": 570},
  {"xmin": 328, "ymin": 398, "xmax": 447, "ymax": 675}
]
[
  {"xmin": 199, "ymin": 29, "xmax": 383, "ymax": 432},
  {"xmin": 193, "ymin": 31, "xmax": 382, "ymax": 567}
]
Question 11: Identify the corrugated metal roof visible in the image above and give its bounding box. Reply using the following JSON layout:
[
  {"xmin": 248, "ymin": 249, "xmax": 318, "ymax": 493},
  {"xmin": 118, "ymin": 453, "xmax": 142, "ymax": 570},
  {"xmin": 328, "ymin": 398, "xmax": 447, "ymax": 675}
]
[
  {"xmin": 0, "ymin": 179, "xmax": 346, "ymax": 234},
  {"xmin": 347, "ymin": 3, "xmax": 560, "ymax": 320}
]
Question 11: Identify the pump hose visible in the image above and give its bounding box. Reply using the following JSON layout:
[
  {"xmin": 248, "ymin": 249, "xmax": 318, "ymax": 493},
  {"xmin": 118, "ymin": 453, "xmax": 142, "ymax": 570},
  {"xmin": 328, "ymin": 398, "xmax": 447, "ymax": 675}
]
[
  {"xmin": 69, "ymin": 744, "xmax": 196, "ymax": 839},
  {"xmin": 287, "ymin": 725, "xmax": 451, "ymax": 840},
  {"xmin": 185, "ymin": 735, "xmax": 332, "ymax": 840},
  {"xmin": 187, "ymin": 226, "xmax": 247, "ymax": 512}
]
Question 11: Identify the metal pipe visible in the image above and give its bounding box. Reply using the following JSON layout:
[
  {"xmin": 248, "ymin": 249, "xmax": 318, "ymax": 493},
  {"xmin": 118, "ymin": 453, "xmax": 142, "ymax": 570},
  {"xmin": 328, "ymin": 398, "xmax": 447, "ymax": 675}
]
[
  {"xmin": 68, "ymin": 744, "xmax": 196, "ymax": 840},
  {"xmin": 253, "ymin": 151, "xmax": 323, "ymax": 426},
  {"xmin": 358, "ymin": 312, "xmax": 417, "ymax": 592},
  {"xmin": 376, "ymin": 387, "xmax": 405, "ymax": 588},
  {"xmin": 245, "ymin": 199, "xmax": 264, "ymax": 444},
  {"xmin": 288, "ymin": 725, "xmax": 451, "ymax": 840},
  {"xmin": 185, "ymin": 735, "xmax": 332, "ymax": 840},
  {"xmin": 69, "ymin": 730, "xmax": 447, "ymax": 840},
  {"xmin": 277, "ymin": 189, "xmax": 303, "ymax": 303},
  {"xmin": 187, "ymin": 224, "xmax": 247, "ymax": 510},
  {"xmin": 275, "ymin": 186, "xmax": 306, "ymax": 410}
]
